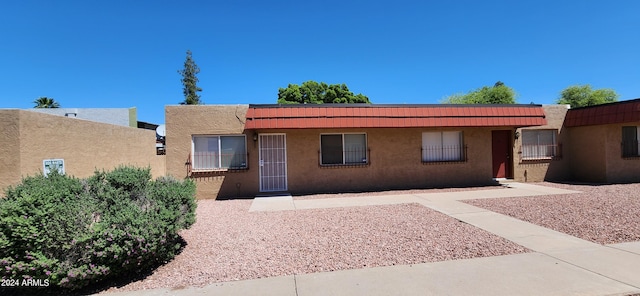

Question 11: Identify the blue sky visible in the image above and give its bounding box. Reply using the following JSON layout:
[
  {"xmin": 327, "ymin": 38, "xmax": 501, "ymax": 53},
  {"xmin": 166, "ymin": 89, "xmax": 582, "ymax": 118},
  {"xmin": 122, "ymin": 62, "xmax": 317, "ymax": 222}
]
[{"xmin": 1, "ymin": 0, "xmax": 639, "ymax": 124}]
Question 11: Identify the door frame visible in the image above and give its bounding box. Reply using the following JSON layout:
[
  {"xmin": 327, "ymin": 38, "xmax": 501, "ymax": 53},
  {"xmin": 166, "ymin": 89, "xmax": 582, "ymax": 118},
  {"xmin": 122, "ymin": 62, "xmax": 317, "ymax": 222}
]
[
  {"xmin": 258, "ymin": 133, "xmax": 288, "ymax": 192},
  {"xmin": 491, "ymin": 130, "xmax": 513, "ymax": 179}
]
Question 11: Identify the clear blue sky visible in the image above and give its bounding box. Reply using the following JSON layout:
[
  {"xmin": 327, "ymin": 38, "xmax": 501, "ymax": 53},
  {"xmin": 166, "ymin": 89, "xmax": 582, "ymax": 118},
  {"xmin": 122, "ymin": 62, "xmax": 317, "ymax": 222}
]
[{"xmin": 1, "ymin": 0, "xmax": 639, "ymax": 124}]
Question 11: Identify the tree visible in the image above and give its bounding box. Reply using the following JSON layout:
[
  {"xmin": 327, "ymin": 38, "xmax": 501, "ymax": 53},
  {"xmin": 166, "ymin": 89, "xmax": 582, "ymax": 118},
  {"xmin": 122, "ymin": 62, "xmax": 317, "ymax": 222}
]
[
  {"xmin": 277, "ymin": 81, "xmax": 371, "ymax": 104},
  {"xmin": 33, "ymin": 97, "xmax": 60, "ymax": 108},
  {"xmin": 556, "ymin": 84, "xmax": 618, "ymax": 108},
  {"xmin": 442, "ymin": 81, "xmax": 516, "ymax": 104},
  {"xmin": 178, "ymin": 50, "xmax": 203, "ymax": 105}
]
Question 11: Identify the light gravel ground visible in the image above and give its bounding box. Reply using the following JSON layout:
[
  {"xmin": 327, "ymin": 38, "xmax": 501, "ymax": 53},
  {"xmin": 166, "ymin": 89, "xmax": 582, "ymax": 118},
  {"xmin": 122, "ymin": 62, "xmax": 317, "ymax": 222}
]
[
  {"xmin": 466, "ymin": 182, "xmax": 640, "ymax": 245},
  {"xmin": 103, "ymin": 182, "xmax": 640, "ymax": 293},
  {"xmin": 104, "ymin": 197, "xmax": 527, "ymax": 292}
]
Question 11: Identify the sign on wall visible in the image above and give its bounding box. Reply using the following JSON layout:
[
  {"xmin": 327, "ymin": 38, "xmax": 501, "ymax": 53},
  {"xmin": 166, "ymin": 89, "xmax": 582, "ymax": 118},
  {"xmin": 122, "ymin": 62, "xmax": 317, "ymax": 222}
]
[{"xmin": 43, "ymin": 159, "xmax": 65, "ymax": 176}]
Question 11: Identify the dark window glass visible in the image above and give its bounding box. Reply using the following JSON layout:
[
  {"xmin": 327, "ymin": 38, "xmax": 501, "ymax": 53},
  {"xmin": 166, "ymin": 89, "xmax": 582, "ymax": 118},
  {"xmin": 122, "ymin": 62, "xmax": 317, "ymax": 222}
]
[
  {"xmin": 321, "ymin": 134, "xmax": 343, "ymax": 165},
  {"xmin": 622, "ymin": 126, "xmax": 639, "ymax": 157}
]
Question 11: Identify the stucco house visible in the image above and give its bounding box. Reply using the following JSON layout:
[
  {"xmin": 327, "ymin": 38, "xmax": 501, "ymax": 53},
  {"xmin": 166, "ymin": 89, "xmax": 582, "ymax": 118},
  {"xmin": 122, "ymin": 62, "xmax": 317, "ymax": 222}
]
[
  {"xmin": 165, "ymin": 104, "xmax": 556, "ymax": 199},
  {"xmin": 166, "ymin": 100, "xmax": 640, "ymax": 199}
]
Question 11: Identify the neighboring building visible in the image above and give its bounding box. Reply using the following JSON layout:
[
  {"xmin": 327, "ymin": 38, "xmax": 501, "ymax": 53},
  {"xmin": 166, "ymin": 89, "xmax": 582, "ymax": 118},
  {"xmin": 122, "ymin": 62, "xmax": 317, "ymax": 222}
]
[
  {"xmin": 28, "ymin": 107, "xmax": 138, "ymax": 127},
  {"xmin": 138, "ymin": 121, "xmax": 166, "ymax": 155},
  {"xmin": 0, "ymin": 109, "xmax": 165, "ymax": 193},
  {"xmin": 563, "ymin": 99, "xmax": 640, "ymax": 183},
  {"xmin": 165, "ymin": 104, "xmax": 548, "ymax": 199}
]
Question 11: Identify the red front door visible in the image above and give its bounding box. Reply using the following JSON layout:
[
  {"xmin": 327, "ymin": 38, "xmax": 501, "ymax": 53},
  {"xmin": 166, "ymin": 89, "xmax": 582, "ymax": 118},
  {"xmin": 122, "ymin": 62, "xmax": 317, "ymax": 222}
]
[{"xmin": 491, "ymin": 130, "xmax": 512, "ymax": 178}]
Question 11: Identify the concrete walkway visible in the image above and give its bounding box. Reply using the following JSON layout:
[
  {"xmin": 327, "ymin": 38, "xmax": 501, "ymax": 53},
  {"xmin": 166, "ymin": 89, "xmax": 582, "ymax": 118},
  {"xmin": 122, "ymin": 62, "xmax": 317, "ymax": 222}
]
[{"xmin": 107, "ymin": 183, "xmax": 640, "ymax": 296}]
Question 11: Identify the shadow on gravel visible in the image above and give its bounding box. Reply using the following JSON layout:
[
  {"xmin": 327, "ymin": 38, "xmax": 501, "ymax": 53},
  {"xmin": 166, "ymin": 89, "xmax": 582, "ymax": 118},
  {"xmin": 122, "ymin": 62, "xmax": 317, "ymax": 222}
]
[
  {"xmin": 290, "ymin": 183, "xmax": 505, "ymax": 198},
  {"xmin": 213, "ymin": 182, "xmax": 506, "ymax": 200},
  {"xmin": 547, "ymin": 180, "xmax": 640, "ymax": 186},
  {"xmin": 2, "ymin": 236, "xmax": 188, "ymax": 296}
]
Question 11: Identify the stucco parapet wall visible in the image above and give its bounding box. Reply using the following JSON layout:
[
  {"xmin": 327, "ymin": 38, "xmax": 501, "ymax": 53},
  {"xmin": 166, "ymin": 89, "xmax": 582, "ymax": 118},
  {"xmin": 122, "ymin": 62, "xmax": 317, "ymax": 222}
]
[
  {"xmin": 533, "ymin": 105, "xmax": 570, "ymax": 129},
  {"xmin": 0, "ymin": 110, "xmax": 164, "ymax": 193},
  {"xmin": 27, "ymin": 107, "xmax": 137, "ymax": 127},
  {"xmin": 165, "ymin": 105, "xmax": 249, "ymax": 134}
]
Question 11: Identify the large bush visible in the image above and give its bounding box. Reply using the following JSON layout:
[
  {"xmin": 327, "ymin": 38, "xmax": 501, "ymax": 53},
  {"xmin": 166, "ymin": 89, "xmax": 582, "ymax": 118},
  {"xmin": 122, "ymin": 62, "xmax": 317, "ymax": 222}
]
[{"xmin": 0, "ymin": 166, "xmax": 196, "ymax": 291}]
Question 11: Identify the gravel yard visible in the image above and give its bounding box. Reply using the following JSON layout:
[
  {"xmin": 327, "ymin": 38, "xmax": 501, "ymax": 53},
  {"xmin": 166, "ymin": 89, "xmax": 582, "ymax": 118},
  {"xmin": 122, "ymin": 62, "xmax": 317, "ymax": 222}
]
[
  {"xmin": 465, "ymin": 182, "xmax": 640, "ymax": 245},
  {"xmin": 104, "ymin": 197, "xmax": 527, "ymax": 293}
]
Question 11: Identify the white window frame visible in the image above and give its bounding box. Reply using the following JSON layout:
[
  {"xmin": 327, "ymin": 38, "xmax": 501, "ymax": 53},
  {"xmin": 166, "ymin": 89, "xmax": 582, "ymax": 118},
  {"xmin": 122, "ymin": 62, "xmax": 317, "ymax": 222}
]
[
  {"xmin": 192, "ymin": 135, "xmax": 247, "ymax": 171},
  {"xmin": 422, "ymin": 131, "xmax": 464, "ymax": 162},
  {"xmin": 320, "ymin": 133, "xmax": 368, "ymax": 165},
  {"xmin": 521, "ymin": 129, "xmax": 557, "ymax": 160}
]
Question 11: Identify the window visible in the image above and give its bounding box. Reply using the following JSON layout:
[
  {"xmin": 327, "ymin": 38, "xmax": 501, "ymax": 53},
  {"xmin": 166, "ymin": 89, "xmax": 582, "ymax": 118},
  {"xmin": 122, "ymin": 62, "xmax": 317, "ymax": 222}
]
[
  {"xmin": 622, "ymin": 126, "xmax": 640, "ymax": 157},
  {"xmin": 422, "ymin": 131, "xmax": 464, "ymax": 162},
  {"xmin": 192, "ymin": 135, "xmax": 247, "ymax": 170},
  {"xmin": 522, "ymin": 130, "xmax": 557, "ymax": 160},
  {"xmin": 320, "ymin": 133, "xmax": 367, "ymax": 165}
]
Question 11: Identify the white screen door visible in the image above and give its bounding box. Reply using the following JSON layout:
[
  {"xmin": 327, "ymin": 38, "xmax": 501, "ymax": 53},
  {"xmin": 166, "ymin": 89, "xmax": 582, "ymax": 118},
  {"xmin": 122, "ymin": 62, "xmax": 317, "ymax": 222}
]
[{"xmin": 259, "ymin": 134, "xmax": 287, "ymax": 192}]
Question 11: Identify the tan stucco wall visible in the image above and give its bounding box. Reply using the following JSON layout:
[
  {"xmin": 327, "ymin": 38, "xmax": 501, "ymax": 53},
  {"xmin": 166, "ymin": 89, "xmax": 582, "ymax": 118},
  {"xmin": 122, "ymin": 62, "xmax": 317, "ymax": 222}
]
[
  {"xmin": 603, "ymin": 122, "xmax": 640, "ymax": 183},
  {"xmin": 165, "ymin": 105, "xmax": 253, "ymax": 199},
  {"xmin": 279, "ymin": 127, "xmax": 497, "ymax": 195},
  {"xmin": 564, "ymin": 122, "xmax": 640, "ymax": 183},
  {"xmin": 0, "ymin": 110, "xmax": 165, "ymax": 195},
  {"xmin": 166, "ymin": 102, "xmax": 514, "ymax": 199},
  {"xmin": 165, "ymin": 105, "xmax": 506, "ymax": 199},
  {"xmin": 0, "ymin": 110, "xmax": 22, "ymax": 192},
  {"xmin": 513, "ymin": 105, "xmax": 570, "ymax": 182},
  {"xmin": 166, "ymin": 104, "xmax": 640, "ymax": 199},
  {"xmin": 565, "ymin": 125, "xmax": 608, "ymax": 182}
]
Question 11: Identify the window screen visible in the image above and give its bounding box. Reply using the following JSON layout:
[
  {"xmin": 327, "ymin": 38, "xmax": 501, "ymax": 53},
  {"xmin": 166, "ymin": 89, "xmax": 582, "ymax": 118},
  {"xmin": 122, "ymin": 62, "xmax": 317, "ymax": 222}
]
[
  {"xmin": 321, "ymin": 134, "xmax": 367, "ymax": 165},
  {"xmin": 422, "ymin": 131, "xmax": 463, "ymax": 162},
  {"xmin": 522, "ymin": 130, "xmax": 557, "ymax": 159},
  {"xmin": 192, "ymin": 135, "xmax": 247, "ymax": 170}
]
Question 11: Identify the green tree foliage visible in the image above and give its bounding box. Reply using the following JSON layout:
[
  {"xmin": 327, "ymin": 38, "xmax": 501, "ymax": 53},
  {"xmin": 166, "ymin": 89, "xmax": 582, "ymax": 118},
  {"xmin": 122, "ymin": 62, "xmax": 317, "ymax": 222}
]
[
  {"xmin": 33, "ymin": 97, "xmax": 60, "ymax": 108},
  {"xmin": 0, "ymin": 166, "xmax": 197, "ymax": 291},
  {"xmin": 277, "ymin": 81, "xmax": 371, "ymax": 104},
  {"xmin": 178, "ymin": 50, "xmax": 203, "ymax": 105},
  {"xmin": 442, "ymin": 81, "xmax": 516, "ymax": 104},
  {"xmin": 556, "ymin": 84, "xmax": 619, "ymax": 108}
]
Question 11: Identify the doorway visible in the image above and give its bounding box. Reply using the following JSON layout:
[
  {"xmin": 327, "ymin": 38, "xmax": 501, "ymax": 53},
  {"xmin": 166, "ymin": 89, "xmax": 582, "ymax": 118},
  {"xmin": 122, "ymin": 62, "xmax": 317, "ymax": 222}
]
[
  {"xmin": 491, "ymin": 130, "xmax": 512, "ymax": 179},
  {"xmin": 258, "ymin": 134, "xmax": 288, "ymax": 192}
]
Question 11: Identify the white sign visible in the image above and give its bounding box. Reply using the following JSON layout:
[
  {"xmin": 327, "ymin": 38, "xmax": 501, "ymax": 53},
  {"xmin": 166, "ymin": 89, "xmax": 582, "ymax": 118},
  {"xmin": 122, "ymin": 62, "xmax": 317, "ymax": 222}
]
[{"xmin": 43, "ymin": 159, "xmax": 65, "ymax": 176}]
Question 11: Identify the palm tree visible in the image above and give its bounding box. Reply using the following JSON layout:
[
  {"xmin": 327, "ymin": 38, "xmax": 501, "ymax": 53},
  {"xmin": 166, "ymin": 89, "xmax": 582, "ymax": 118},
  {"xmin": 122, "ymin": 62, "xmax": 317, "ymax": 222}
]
[{"xmin": 33, "ymin": 97, "xmax": 61, "ymax": 108}]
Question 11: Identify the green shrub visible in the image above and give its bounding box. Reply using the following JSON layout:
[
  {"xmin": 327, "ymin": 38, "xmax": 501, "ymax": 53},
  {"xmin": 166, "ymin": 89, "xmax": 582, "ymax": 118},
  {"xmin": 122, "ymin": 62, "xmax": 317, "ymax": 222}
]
[{"xmin": 0, "ymin": 166, "xmax": 196, "ymax": 291}]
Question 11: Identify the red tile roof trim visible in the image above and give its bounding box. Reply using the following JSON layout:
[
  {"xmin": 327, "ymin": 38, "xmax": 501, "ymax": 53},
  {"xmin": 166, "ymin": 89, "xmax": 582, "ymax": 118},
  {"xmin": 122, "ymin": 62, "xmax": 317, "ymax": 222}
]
[
  {"xmin": 245, "ymin": 104, "xmax": 547, "ymax": 129},
  {"xmin": 564, "ymin": 99, "xmax": 640, "ymax": 127}
]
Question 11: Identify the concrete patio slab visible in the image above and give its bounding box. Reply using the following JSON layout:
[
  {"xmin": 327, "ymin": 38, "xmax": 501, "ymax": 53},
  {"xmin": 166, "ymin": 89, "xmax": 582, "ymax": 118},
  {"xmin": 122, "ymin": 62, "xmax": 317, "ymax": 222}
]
[
  {"xmin": 414, "ymin": 198, "xmax": 489, "ymax": 215},
  {"xmin": 609, "ymin": 241, "xmax": 640, "ymax": 255},
  {"xmin": 293, "ymin": 194, "xmax": 420, "ymax": 210},
  {"xmin": 546, "ymin": 246, "xmax": 640, "ymax": 288},
  {"xmin": 501, "ymin": 182, "xmax": 581, "ymax": 195},
  {"xmin": 295, "ymin": 252, "xmax": 638, "ymax": 296},
  {"xmin": 248, "ymin": 195, "xmax": 295, "ymax": 212}
]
